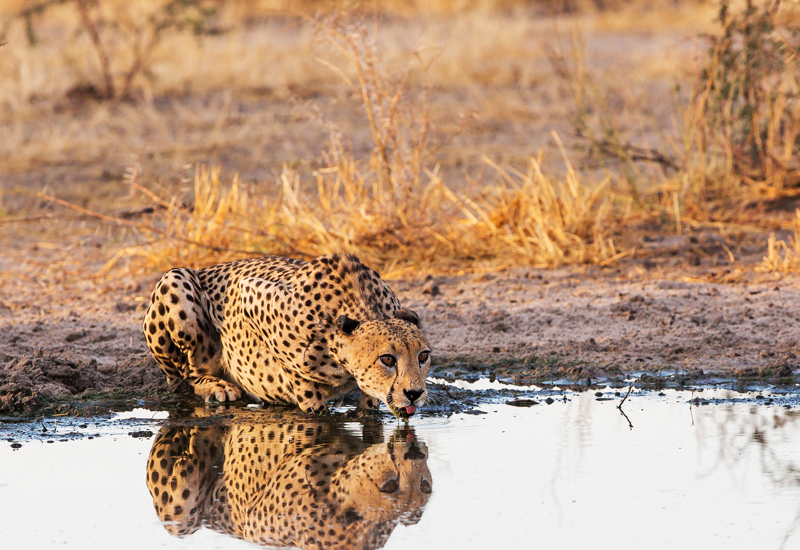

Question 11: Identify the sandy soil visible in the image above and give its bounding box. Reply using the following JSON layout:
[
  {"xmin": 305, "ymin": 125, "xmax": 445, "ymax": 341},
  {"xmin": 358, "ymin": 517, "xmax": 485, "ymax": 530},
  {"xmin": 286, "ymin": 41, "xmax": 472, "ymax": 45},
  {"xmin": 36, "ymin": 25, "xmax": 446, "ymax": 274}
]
[{"xmin": 2, "ymin": 235, "xmax": 797, "ymax": 415}]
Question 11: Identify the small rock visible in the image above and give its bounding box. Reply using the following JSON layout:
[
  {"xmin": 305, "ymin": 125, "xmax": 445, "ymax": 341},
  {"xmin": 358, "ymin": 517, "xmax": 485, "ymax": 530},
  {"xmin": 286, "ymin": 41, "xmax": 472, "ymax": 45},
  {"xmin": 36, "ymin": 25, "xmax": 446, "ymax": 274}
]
[
  {"xmin": 506, "ymin": 399, "xmax": 539, "ymax": 407},
  {"xmin": 10, "ymin": 443, "xmax": 21, "ymax": 449},
  {"xmin": 65, "ymin": 330, "xmax": 87, "ymax": 343},
  {"xmin": 492, "ymin": 322, "xmax": 510, "ymax": 333},
  {"xmin": 421, "ymin": 279, "xmax": 441, "ymax": 297},
  {"xmin": 545, "ymin": 397, "xmax": 554, "ymax": 405},
  {"xmin": 114, "ymin": 301, "xmax": 138, "ymax": 313}
]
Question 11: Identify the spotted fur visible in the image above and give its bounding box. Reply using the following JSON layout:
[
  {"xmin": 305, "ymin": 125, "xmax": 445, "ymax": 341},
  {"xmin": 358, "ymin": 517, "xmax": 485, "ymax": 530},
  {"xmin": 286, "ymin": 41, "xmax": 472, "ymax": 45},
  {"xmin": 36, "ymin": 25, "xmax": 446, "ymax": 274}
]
[
  {"xmin": 145, "ymin": 414, "xmax": 432, "ymax": 548},
  {"xmin": 143, "ymin": 254, "xmax": 431, "ymax": 415}
]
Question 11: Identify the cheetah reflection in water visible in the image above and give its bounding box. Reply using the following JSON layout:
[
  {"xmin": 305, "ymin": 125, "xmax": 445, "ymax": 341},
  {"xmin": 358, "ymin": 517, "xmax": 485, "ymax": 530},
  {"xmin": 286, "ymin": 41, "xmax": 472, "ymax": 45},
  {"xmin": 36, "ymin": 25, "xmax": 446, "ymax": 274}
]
[{"xmin": 145, "ymin": 410, "xmax": 432, "ymax": 549}]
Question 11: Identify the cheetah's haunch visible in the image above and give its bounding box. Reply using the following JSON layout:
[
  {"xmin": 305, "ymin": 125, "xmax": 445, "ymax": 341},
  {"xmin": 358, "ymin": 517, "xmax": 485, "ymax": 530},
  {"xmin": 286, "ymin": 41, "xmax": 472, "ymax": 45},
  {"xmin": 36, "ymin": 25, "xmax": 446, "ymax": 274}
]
[{"xmin": 142, "ymin": 254, "xmax": 431, "ymax": 416}]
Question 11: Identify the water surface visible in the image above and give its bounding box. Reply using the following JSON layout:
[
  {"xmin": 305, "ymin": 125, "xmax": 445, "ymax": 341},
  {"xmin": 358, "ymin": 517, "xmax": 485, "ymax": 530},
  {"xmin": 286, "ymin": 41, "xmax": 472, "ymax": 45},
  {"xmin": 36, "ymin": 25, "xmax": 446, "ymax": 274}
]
[{"xmin": 2, "ymin": 387, "xmax": 800, "ymax": 549}]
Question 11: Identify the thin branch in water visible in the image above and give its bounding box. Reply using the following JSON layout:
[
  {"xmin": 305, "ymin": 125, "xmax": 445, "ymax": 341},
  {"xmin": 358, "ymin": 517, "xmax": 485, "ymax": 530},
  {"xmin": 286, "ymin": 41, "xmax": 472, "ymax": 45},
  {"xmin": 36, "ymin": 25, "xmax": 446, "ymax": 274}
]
[
  {"xmin": 617, "ymin": 385, "xmax": 634, "ymax": 429},
  {"xmin": 619, "ymin": 407, "xmax": 633, "ymax": 430},
  {"xmin": 617, "ymin": 385, "xmax": 633, "ymax": 409}
]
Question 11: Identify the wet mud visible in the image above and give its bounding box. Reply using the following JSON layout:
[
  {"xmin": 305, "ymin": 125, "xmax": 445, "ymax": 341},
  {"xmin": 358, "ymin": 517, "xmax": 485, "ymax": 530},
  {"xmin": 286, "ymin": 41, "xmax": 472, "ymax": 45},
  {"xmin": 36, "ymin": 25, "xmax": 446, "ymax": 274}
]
[
  {"xmin": 0, "ymin": 351, "xmax": 168, "ymax": 416},
  {"xmin": 4, "ymin": 267, "xmax": 800, "ymax": 418},
  {"xmin": 3, "ymin": 341, "xmax": 800, "ymax": 419}
]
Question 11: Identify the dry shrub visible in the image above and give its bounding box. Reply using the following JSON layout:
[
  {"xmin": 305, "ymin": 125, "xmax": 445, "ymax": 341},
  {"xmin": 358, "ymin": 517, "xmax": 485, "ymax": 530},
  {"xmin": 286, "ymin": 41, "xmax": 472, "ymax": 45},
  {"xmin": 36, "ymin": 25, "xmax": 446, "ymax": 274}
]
[
  {"xmin": 0, "ymin": 0, "xmax": 225, "ymax": 100},
  {"xmin": 131, "ymin": 156, "xmax": 618, "ymax": 277},
  {"xmin": 128, "ymin": 10, "xmax": 619, "ymax": 277},
  {"xmin": 544, "ymin": 24, "xmax": 680, "ymax": 207},
  {"xmin": 684, "ymin": 0, "xmax": 800, "ymax": 208},
  {"xmin": 758, "ymin": 209, "xmax": 800, "ymax": 272}
]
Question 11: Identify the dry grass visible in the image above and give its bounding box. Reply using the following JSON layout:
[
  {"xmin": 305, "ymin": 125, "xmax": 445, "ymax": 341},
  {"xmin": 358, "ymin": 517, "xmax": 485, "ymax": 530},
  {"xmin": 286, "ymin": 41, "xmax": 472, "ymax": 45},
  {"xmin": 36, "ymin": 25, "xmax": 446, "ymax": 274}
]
[
  {"xmin": 5, "ymin": 0, "xmax": 800, "ymax": 280},
  {"xmin": 681, "ymin": 0, "xmax": 800, "ymax": 207},
  {"xmin": 0, "ymin": 0, "xmax": 711, "ymax": 113},
  {"xmin": 758, "ymin": 210, "xmax": 800, "ymax": 273},
  {"xmin": 124, "ymin": 11, "xmax": 621, "ymax": 277},
  {"xmin": 125, "ymin": 154, "xmax": 620, "ymax": 278}
]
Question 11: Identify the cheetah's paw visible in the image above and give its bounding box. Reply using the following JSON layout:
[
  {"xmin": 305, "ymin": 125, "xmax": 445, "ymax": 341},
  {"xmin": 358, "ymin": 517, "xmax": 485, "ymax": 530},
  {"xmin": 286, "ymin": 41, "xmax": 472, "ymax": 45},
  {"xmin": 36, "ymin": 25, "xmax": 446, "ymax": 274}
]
[{"xmin": 194, "ymin": 378, "xmax": 242, "ymax": 403}]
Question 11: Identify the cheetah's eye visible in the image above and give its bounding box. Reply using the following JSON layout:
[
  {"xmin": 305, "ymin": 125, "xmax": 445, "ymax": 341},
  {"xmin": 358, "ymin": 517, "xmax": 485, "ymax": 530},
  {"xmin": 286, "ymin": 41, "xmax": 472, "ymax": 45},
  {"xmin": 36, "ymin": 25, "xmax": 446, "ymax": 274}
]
[
  {"xmin": 420, "ymin": 479, "xmax": 432, "ymax": 494},
  {"xmin": 379, "ymin": 479, "xmax": 399, "ymax": 493},
  {"xmin": 379, "ymin": 355, "xmax": 397, "ymax": 368},
  {"xmin": 418, "ymin": 351, "xmax": 430, "ymax": 364}
]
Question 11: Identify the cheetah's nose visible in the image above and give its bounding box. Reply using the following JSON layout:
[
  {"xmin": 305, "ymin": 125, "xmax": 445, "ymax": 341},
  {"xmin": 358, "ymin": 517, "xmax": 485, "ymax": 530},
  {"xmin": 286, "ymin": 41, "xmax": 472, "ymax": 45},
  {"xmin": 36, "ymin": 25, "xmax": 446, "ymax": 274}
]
[{"xmin": 404, "ymin": 388, "xmax": 424, "ymax": 404}]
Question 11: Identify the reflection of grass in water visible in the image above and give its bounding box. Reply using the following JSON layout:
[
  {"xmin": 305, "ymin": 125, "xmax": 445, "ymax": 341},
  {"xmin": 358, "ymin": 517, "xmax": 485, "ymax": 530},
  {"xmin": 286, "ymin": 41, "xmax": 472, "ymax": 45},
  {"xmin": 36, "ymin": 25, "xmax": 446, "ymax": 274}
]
[{"xmin": 694, "ymin": 404, "xmax": 800, "ymax": 548}]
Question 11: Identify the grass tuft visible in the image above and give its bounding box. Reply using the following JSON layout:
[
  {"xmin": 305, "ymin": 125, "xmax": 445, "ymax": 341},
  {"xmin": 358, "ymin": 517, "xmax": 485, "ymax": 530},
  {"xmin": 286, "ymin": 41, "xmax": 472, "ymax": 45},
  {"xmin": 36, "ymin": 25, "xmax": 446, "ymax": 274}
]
[
  {"xmin": 126, "ymin": 9, "xmax": 620, "ymax": 276},
  {"xmin": 758, "ymin": 209, "xmax": 800, "ymax": 273}
]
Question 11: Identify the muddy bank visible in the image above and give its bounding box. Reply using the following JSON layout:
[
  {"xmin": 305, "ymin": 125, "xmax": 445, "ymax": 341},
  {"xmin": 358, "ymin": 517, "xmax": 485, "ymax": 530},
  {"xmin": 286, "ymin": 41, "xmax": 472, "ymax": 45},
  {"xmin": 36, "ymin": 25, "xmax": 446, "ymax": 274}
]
[
  {"xmin": 0, "ymin": 351, "xmax": 167, "ymax": 416},
  {"xmin": 2, "ymin": 260, "xmax": 800, "ymax": 416}
]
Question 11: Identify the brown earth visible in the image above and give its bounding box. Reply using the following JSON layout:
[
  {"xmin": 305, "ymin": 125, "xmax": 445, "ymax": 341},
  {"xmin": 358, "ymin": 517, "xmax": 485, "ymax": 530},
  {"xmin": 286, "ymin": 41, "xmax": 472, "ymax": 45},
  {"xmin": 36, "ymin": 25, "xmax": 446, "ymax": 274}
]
[{"xmin": 2, "ymin": 234, "xmax": 798, "ymax": 416}]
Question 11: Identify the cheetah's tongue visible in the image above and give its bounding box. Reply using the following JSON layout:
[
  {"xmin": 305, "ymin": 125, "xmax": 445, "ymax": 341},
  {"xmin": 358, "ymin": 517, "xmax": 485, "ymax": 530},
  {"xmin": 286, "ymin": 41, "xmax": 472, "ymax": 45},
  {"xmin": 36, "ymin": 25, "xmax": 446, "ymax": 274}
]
[{"xmin": 405, "ymin": 405, "xmax": 417, "ymax": 415}]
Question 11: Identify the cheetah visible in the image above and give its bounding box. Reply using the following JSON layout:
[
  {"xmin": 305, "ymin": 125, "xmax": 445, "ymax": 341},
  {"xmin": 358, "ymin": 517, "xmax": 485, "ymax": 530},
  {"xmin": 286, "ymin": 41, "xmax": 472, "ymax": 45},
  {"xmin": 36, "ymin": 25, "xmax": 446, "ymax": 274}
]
[
  {"xmin": 145, "ymin": 410, "xmax": 432, "ymax": 548},
  {"xmin": 143, "ymin": 254, "xmax": 431, "ymax": 417}
]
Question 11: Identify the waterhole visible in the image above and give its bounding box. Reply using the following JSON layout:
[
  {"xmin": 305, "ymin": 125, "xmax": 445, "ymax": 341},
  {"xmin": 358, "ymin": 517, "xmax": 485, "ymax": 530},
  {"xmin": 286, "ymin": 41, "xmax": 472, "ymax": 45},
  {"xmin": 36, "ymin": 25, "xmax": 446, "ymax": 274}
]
[{"xmin": 2, "ymin": 384, "xmax": 800, "ymax": 549}]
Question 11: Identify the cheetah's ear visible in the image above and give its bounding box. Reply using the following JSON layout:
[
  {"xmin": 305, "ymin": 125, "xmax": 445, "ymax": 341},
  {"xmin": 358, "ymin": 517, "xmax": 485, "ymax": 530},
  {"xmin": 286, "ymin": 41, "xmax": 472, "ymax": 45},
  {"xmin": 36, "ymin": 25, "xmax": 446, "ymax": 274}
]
[
  {"xmin": 337, "ymin": 315, "xmax": 361, "ymax": 336},
  {"xmin": 394, "ymin": 308, "xmax": 420, "ymax": 327}
]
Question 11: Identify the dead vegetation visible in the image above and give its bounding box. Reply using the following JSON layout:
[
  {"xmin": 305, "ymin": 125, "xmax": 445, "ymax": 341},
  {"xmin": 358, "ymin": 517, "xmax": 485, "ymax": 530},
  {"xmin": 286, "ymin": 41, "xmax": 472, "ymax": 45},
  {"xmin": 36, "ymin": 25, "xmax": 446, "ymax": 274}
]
[
  {"xmin": 118, "ymin": 11, "xmax": 622, "ymax": 277},
  {"xmin": 2, "ymin": 0, "xmax": 800, "ymax": 280}
]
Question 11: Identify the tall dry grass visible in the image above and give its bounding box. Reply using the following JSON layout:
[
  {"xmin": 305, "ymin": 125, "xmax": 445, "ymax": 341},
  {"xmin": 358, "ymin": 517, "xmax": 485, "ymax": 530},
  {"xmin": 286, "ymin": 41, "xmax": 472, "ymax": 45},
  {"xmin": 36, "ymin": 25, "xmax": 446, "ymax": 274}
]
[
  {"xmin": 9, "ymin": 0, "xmax": 799, "ymax": 278},
  {"xmin": 683, "ymin": 0, "xmax": 800, "ymax": 208},
  {"xmin": 122, "ymin": 11, "xmax": 621, "ymax": 277},
  {"xmin": 125, "ymin": 153, "xmax": 620, "ymax": 278},
  {"xmin": 758, "ymin": 210, "xmax": 800, "ymax": 273}
]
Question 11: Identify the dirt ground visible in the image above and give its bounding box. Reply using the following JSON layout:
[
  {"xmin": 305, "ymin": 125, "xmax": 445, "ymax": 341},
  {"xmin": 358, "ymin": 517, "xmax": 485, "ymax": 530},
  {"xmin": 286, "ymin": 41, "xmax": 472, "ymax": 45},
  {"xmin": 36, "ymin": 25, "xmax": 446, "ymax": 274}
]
[{"xmin": 2, "ymin": 234, "xmax": 798, "ymax": 416}]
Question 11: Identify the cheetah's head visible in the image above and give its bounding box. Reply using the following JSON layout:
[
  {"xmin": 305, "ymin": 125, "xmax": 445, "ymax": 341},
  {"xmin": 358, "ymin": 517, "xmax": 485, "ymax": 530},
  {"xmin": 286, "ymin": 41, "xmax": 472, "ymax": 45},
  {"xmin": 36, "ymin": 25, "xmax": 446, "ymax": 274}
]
[{"xmin": 331, "ymin": 309, "xmax": 430, "ymax": 418}]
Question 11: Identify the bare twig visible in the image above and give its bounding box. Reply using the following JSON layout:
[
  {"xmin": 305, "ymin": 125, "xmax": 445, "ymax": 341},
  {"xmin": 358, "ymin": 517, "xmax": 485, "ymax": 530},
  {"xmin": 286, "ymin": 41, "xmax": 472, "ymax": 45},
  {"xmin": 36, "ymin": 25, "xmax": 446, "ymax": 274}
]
[
  {"xmin": 574, "ymin": 128, "xmax": 679, "ymax": 172},
  {"xmin": 0, "ymin": 0, "xmax": 72, "ymax": 44},
  {"xmin": 427, "ymin": 379, "xmax": 455, "ymax": 400},
  {"xmin": 619, "ymin": 407, "xmax": 634, "ymax": 430},
  {"xmin": 36, "ymin": 192, "xmax": 260, "ymax": 256},
  {"xmin": 117, "ymin": 26, "xmax": 164, "ymax": 101},
  {"xmin": 75, "ymin": 0, "xmax": 115, "ymax": 98},
  {"xmin": 0, "ymin": 214, "xmax": 71, "ymax": 225},
  {"xmin": 617, "ymin": 385, "xmax": 633, "ymax": 409},
  {"xmin": 617, "ymin": 384, "xmax": 634, "ymax": 429}
]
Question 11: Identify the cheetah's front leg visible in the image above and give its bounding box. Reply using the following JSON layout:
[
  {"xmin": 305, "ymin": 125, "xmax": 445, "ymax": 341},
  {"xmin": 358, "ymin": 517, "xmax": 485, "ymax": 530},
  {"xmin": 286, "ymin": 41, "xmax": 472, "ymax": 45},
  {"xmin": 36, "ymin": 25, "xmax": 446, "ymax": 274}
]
[{"xmin": 356, "ymin": 391, "xmax": 381, "ymax": 413}]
